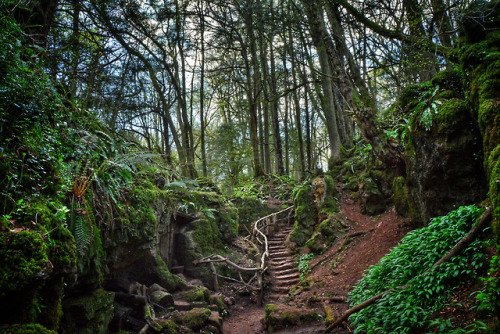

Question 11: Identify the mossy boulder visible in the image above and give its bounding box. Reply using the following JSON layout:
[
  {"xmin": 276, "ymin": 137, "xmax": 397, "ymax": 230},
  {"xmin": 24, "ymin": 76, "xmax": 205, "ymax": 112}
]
[
  {"xmin": 360, "ymin": 178, "xmax": 387, "ymax": 216},
  {"xmin": 290, "ymin": 185, "xmax": 317, "ymax": 246},
  {"xmin": 60, "ymin": 288, "xmax": 114, "ymax": 334},
  {"xmin": 234, "ymin": 197, "xmax": 273, "ymax": 234},
  {"xmin": 459, "ymin": 1, "xmax": 500, "ymax": 237},
  {"xmin": 402, "ymin": 87, "xmax": 486, "ymax": 223},
  {"xmin": 392, "ymin": 176, "xmax": 420, "ymax": 222},
  {"xmin": 264, "ymin": 303, "xmax": 320, "ymax": 333},
  {"xmin": 0, "ymin": 324, "xmax": 57, "ymax": 334},
  {"xmin": 170, "ymin": 308, "xmax": 214, "ymax": 332}
]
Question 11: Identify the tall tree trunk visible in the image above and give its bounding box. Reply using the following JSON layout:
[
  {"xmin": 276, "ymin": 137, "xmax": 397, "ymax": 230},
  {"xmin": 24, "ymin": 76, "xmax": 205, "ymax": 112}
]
[
  {"xmin": 259, "ymin": 37, "xmax": 272, "ymax": 174},
  {"xmin": 403, "ymin": 0, "xmax": 437, "ymax": 81},
  {"xmin": 241, "ymin": 2, "xmax": 264, "ymax": 177},
  {"xmin": 269, "ymin": 2, "xmax": 284, "ymax": 175},
  {"xmin": 289, "ymin": 29, "xmax": 305, "ymax": 178},
  {"xmin": 14, "ymin": 0, "xmax": 60, "ymax": 48},
  {"xmin": 199, "ymin": 0, "xmax": 207, "ymax": 177},
  {"xmin": 301, "ymin": 0, "xmax": 341, "ymax": 168},
  {"xmin": 430, "ymin": 0, "xmax": 454, "ymax": 47},
  {"xmin": 69, "ymin": 0, "xmax": 80, "ymax": 97}
]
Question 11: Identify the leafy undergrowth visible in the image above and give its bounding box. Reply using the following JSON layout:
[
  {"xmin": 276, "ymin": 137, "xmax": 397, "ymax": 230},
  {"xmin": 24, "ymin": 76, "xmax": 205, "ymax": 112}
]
[{"xmin": 348, "ymin": 205, "xmax": 494, "ymax": 333}]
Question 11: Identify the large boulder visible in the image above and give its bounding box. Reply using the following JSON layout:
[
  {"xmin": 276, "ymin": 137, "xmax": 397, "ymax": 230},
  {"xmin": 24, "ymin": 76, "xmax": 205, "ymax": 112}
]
[{"xmin": 400, "ymin": 74, "xmax": 487, "ymax": 224}]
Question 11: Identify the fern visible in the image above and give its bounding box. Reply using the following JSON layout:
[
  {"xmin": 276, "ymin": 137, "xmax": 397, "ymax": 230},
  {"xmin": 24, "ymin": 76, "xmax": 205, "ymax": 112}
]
[{"xmin": 70, "ymin": 200, "xmax": 92, "ymax": 257}]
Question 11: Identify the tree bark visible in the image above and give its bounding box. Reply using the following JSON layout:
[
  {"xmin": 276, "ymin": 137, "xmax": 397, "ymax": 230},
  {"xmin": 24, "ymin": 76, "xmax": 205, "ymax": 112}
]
[{"xmin": 301, "ymin": 0, "xmax": 341, "ymax": 168}]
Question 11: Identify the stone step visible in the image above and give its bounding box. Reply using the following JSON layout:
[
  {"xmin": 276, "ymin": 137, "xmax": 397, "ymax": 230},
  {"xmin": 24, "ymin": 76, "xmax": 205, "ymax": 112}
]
[
  {"xmin": 271, "ymin": 286, "xmax": 291, "ymax": 293},
  {"xmin": 272, "ymin": 267, "xmax": 298, "ymax": 276},
  {"xmin": 174, "ymin": 300, "xmax": 191, "ymax": 311},
  {"xmin": 268, "ymin": 245, "xmax": 286, "ymax": 250},
  {"xmin": 274, "ymin": 272, "xmax": 300, "ymax": 281},
  {"xmin": 267, "ymin": 293, "xmax": 287, "ymax": 301},
  {"xmin": 268, "ymin": 240, "xmax": 284, "ymax": 245},
  {"xmin": 274, "ymin": 277, "xmax": 300, "ymax": 287},
  {"xmin": 269, "ymin": 256, "xmax": 292, "ymax": 263},
  {"xmin": 270, "ymin": 260, "xmax": 295, "ymax": 269},
  {"xmin": 269, "ymin": 251, "xmax": 290, "ymax": 258}
]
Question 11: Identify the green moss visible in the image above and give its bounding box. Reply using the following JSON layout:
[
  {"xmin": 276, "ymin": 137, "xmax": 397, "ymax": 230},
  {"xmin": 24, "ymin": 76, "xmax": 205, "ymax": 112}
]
[
  {"xmin": 265, "ymin": 303, "xmax": 276, "ymax": 323},
  {"xmin": 60, "ymin": 288, "xmax": 114, "ymax": 334},
  {"xmin": 0, "ymin": 231, "xmax": 49, "ymax": 293},
  {"xmin": 323, "ymin": 304, "xmax": 335, "ymax": 326},
  {"xmin": 479, "ymin": 99, "xmax": 500, "ymax": 162},
  {"xmin": 264, "ymin": 303, "xmax": 319, "ymax": 333},
  {"xmin": 430, "ymin": 68, "xmax": 464, "ymax": 97},
  {"xmin": 305, "ymin": 233, "xmax": 325, "ymax": 254},
  {"xmin": 211, "ymin": 294, "xmax": 227, "ymax": 314},
  {"xmin": 36, "ymin": 277, "xmax": 64, "ymax": 331},
  {"xmin": 433, "ymin": 98, "xmax": 471, "ymax": 132},
  {"xmin": 155, "ymin": 252, "xmax": 186, "ymax": 291},
  {"xmin": 0, "ymin": 324, "xmax": 56, "ymax": 334},
  {"xmin": 488, "ymin": 145, "xmax": 500, "ymax": 237},
  {"xmin": 159, "ymin": 319, "xmax": 180, "ymax": 333},
  {"xmin": 290, "ymin": 185, "xmax": 317, "ymax": 247},
  {"xmin": 191, "ymin": 218, "xmax": 225, "ymax": 255},
  {"xmin": 177, "ymin": 308, "xmax": 211, "ymax": 331},
  {"xmin": 184, "ymin": 286, "xmax": 210, "ymax": 303}
]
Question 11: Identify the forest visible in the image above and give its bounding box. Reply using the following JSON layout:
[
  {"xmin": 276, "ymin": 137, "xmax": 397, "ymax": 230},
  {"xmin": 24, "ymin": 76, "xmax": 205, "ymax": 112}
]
[{"xmin": 0, "ymin": 0, "xmax": 499, "ymax": 333}]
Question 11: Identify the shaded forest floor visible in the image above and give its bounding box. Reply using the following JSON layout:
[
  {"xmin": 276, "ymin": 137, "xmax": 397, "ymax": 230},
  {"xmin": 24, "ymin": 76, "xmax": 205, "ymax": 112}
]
[{"xmin": 222, "ymin": 185, "xmax": 412, "ymax": 333}]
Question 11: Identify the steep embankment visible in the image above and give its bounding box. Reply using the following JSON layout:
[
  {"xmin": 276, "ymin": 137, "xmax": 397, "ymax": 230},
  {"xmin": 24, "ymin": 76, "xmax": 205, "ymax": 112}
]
[{"xmin": 222, "ymin": 186, "xmax": 410, "ymax": 333}]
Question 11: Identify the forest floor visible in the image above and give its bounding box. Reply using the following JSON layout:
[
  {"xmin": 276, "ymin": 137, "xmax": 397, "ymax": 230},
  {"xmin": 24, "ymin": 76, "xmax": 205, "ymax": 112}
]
[{"xmin": 221, "ymin": 185, "xmax": 413, "ymax": 333}]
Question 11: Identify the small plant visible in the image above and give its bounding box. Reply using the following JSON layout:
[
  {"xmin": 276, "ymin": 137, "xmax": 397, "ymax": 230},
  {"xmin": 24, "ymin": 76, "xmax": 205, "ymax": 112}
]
[
  {"xmin": 475, "ymin": 255, "xmax": 499, "ymax": 315},
  {"xmin": 414, "ymin": 84, "xmax": 442, "ymax": 131},
  {"xmin": 297, "ymin": 253, "xmax": 314, "ymax": 281}
]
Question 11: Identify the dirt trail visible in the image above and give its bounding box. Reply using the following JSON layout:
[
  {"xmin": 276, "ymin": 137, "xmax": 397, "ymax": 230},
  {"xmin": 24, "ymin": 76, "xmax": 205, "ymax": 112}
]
[{"xmin": 222, "ymin": 188, "xmax": 411, "ymax": 333}]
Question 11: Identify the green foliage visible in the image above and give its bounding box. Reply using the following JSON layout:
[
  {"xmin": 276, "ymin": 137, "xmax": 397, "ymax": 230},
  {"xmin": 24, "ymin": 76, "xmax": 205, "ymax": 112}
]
[
  {"xmin": 413, "ymin": 84, "xmax": 443, "ymax": 131},
  {"xmin": 0, "ymin": 231, "xmax": 48, "ymax": 294},
  {"xmin": 475, "ymin": 255, "xmax": 500, "ymax": 316},
  {"xmin": 233, "ymin": 174, "xmax": 298, "ymax": 201},
  {"xmin": 297, "ymin": 253, "xmax": 314, "ymax": 281},
  {"xmin": 0, "ymin": 323, "xmax": 56, "ymax": 334},
  {"xmin": 428, "ymin": 318, "xmax": 487, "ymax": 333},
  {"xmin": 348, "ymin": 205, "xmax": 487, "ymax": 333}
]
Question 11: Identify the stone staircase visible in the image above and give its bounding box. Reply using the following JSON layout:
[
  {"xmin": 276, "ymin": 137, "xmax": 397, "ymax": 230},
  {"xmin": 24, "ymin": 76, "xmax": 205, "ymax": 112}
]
[{"xmin": 267, "ymin": 226, "xmax": 300, "ymax": 298}]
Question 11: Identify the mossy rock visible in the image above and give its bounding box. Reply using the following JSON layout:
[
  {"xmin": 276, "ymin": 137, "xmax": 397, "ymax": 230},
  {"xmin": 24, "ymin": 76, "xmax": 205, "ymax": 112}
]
[
  {"xmin": 158, "ymin": 319, "xmax": 180, "ymax": 333},
  {"xmin": 479, "ymin": 98, "xmax": 500, "ymax": 162},
  {"xmin": 290, "ymin": 185, "xmax": 317, "ymax": 247},
  {"xmin": 0, "ymin": 324, "xmax": 56, "ymax": 334},
  {"xmin": 360, "ymin": 179, "xmax": 386, "ymax": 216},
  {"xmin": 264, "ymin": 303, "xmax": 320, "ymax": 333},
  {"xmin": 190, "ymin": 218, "xmax": 225, "ymax": 255},
  {"xmin": 430, "ymin": 68, "xmax": 464, "ymax": 98},
  {"xmin": 318, "ymin": 216, "xmax": 347, "ymax": 244},
  {"xmin": 60, "ymin": 288, "xmax": 114, "ymax": 334},
  {"xmin": 392, "ymin": 178, "xmax": 410, "ymax": 218},
  {"xmin": 210, "ymin": 294, "xmax": 227, "ymax": 314},
  {"xmin": 0, "ymin": 230, "xmax": 50, "ymax": 297},
  {"xmin": 305, "ymin": 232, "xmax": 325, "ymax": 254},
  {"xmin": 180, "ymin": 286, "xmax": 211, "ymax": 304},
  {"xmin": 172, "ymin": 308, "xmax": 212, "ymax": 331},
  {"xmin": 433, "ymin": 99, "xmax": 472, "ymax": 133},
  {"xmin": 488, "ymin": 145, "xmax": 500, "ymax": 238}
]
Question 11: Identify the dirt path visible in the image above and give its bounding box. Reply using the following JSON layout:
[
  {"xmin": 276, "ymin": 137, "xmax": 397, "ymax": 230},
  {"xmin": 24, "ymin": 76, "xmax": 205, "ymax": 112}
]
[{"xmin": 222, "ymin": 188, "xmax": 411, "ymax": 333}]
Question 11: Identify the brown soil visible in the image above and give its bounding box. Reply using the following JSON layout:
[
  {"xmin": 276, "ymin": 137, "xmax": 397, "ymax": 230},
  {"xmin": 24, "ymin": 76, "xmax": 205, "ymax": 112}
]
[{"xmin": 222, "ymin": 188, "xmax": 412, "ymax": 333}]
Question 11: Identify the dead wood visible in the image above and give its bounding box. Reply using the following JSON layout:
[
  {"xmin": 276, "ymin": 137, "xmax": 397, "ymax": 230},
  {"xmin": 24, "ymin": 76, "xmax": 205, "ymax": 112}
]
[{"xmin": 325, "ymin": 208, "xmax": 492, "ymax": 333}]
